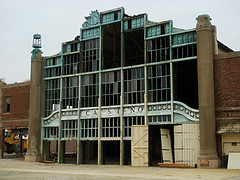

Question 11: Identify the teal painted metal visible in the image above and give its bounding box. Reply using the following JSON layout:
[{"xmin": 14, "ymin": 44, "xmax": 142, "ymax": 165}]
[
  {"xmin": 123, "ymin": 14, "xmax": 146, "ymax": 31},
  {"xmin": 81, "ymin": 27, "xmax": 100, "ymax": 40},
  {"xmin": 32, "ymin": 34, "xmax": 41, "ymax": 48},
  {"xmin": 41, "ymin": 8, "xmax": 199, "ymax": 143},
  {"xmin": 82, "ymin": 10, "xmax": 100, "ymax": 28}
]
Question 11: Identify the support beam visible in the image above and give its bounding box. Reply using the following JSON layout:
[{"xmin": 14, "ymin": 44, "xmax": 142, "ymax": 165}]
[
  {"xmin": 196, "ymin": 14, "xmax": 220, "ymax": 168},
  {"xmin": 97, "ymin": 98, "xmax": 102, "ymax": 165},
  {"xmin": 25, "ymin": 49, "xmax": 43, "ymax": 162},
  {"xmin": 120, "ymin": 95, "xmax": 124, "ymax": 165}
]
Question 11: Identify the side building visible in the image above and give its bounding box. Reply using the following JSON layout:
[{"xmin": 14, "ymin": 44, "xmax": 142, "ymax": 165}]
[
  {"xmin": 0, "ymin": 80, "xmax": 30, "ymax": 158},
  {"xmin": 26, "ymin": 8, "xmax": 239, "ymax": 168}
]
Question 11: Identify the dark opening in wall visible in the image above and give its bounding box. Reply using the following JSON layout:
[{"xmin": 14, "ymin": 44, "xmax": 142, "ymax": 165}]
[
  {"xmin": 4, "ymin": 96, "xmax": 10, "ymax": 113},
  {"xmin": 125, "ymin": 29, "xmax": 144, "ymax": 66},
  {"xmin": 102, "ymin": 141, "xmax": 120, "ymax": 165},
  {"xmin": 102, "ymin": 22, "xmax": 121, "ymax": 69},
  {"xmin": 173, "ymin": 60, "xmax": 198, "ymax": 109}
]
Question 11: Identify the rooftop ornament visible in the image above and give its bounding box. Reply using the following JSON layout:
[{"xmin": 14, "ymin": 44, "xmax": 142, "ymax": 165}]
[
  {"xmin": 32, "ymin": 34, "xmax": 42, "ymax": 57},
  {"xmin": 82, "ymin": 10, "xmax": 100, "ymax": 28}
]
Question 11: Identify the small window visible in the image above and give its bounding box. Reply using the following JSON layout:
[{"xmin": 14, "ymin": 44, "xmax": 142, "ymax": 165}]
[
  {"xmin": 4, "ymin": 96, "xmax": 10, "ymax": 113},
  {"xmin": 232, "ymin": 142, "xmax": 237, "ymax": 146}
]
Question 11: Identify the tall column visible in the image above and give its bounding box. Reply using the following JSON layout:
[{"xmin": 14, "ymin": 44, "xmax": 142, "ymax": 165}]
[
  {"xmin": 25, "ymin": 34, "xmax": 43, "ymax": 162},
  {"xmin": 196, "ymin": 15, "xmax": 219, "ymax": 168}
]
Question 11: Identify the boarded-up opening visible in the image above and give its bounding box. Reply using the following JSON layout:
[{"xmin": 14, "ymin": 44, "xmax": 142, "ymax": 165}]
[
  {"xmin": 174, "ymin": 124, "xmax": 199, "ymax": 167},
  {"xmin": 131, "ymin": 125, "xmax": 148, "ymax": 166}
]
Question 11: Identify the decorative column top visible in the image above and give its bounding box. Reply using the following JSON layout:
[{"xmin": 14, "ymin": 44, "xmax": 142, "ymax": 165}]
[
  {"xmin": 32, "ymin": 34, "xmax": 42, "ymax": 58},
  {"xmin": 196, "ymin": 14, "xmax": 213, "ymax": 32}
]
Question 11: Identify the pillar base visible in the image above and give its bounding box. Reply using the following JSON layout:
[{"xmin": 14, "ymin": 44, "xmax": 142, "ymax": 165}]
[
  {"xmin": 0, "ymin": 149, "xmax": 3, "ymax": 159},
  {"xmin": 25, "ymin": 153, "xmax": 41, "ymax": 162},
  {"xmin": 198, "ymin": 157, "xmax": 220, "ymax": 168}
]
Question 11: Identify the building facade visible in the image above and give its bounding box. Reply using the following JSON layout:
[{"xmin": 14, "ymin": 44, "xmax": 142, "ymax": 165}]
[
  {"xmin": 26, "ymin": 8, "xmax": 239, "ymax": 168},
  {"xmin": 0, "ymin": 80, "xmax": 30, "ymax": 158}
]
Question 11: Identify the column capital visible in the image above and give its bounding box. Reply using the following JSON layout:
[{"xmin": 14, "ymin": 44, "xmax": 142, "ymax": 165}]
[{"xmin": 196, "ymin": 14, "xmax": 213, "ymax": 32}]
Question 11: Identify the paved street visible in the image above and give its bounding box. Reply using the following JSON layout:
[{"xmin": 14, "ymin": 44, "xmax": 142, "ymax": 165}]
[{"xmin": 0, "ymin": 159, "xmax": 240, "ymax": 180}]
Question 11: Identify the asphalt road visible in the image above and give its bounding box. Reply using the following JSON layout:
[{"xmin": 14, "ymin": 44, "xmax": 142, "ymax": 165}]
[{"xmin": 0, "ymin": 159, "xmax": 240, "ymax": 180}]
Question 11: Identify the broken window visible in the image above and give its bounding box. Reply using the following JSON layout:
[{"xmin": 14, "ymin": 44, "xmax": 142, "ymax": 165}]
[
  {"xmin": 173, "ymin": 60, "xmax": 198, "ymax": 109},
  {"xmin": 102, "ymin": 118, "xmax": 120, "ymax": 137},
  {"xmin": 63, "ymin": 53, "xmax": 80, "ymax": 75},
  {"xmin": 43, "ymin": 127, "xmax": 59, "ymax": 139},
  {"xmin": 81, "ymin": 119, "xmax": 98, "ymax": 139},
  {"xmin": 147, "ymin": 36, "xmax": 170, "ymax": 63},
  {"xmin": 81, "ymin": 74, "xmax": 99, "ymax": 107},
  {"xmin": 124, "ymin": 116, "xmax": 144, "ymax": 138},
  {"xmin": 148, "ymin": 64, "xmax": 170, "ymax": 102},
  {"xmin": 81, "ymin": 39, "xmax": 99, "ymax": 72},
  {"xmin": 44, "ymin": 79, "xmax": 60, "ymax": 117},
  {"xmin": 124, "ymin": 67, "xmax": 145, "ymax": 104},
  {"xmin": 62, "ymin": 76, "xmax": 79, "ymax": 109},
  {"xmin": 62, "ymin": 120, "xmax": 78, "ymax": 139},
  {"xmin": 124, "ymin": 29, "xmax": 144, "ymax": 66},
  {"xmin": 172, "ymin": 44, "xmax": 197, "ymax": 59},
  {"xmin": 102, "ymin": 22, "xmax": 121, "ymax": 69},
  {"xmin": 102, "ymin": 71, "xmax": 121, "ymax": 106}
]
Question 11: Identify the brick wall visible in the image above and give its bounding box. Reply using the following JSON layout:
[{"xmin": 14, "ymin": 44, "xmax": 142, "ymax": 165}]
[
  {"xmin": 214, "ymin": 54, "xmax": 240, "ymax": 108},
  {"xmin": 0, "ymin": 82, "xmax": 30, "ymax": 129}
]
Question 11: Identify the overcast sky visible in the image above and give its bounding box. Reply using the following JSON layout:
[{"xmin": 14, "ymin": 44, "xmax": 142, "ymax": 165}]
[{"xmin": 0, "ymin": 0, "xmax": 239, "ymax": 84}]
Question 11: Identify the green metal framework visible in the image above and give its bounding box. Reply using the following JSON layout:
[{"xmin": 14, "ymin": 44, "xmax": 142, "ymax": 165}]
[{"xmin": 41, "ymin": 7, "xmax": 199, "ymax": 163}]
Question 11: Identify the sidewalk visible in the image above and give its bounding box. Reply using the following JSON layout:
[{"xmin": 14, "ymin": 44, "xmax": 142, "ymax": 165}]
[{"xmin": 0, "ymin": 159, "xmax": 239, "ymax": 180}]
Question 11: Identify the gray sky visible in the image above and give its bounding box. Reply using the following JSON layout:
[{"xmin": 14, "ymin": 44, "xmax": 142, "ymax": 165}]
[{"xmin": 0, "ymin": 0, "xmax": 239, "ymax": 84}]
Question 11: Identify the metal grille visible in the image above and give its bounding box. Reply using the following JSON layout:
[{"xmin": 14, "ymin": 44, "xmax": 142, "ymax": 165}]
[
  {"xmin": 147, "ymin": 36, "xmax": 170, "ymax": 63},
  {"xmin": 124, "ymin": 116, "xmax": 144, "ymax": 137},
  {"xmin": 124, "ymin": 68, "xmax": 145, "ymax": 104},
  {"xmin": 81, "ymin": 74, "xmax": 99, "ymax": 107},
  {"xmin": 102, "ymin": 118, "xmax": 120, "ymax": 137},
  {"xmin": 44, "ymin": 79, "xmax": 60, "ymax": 117},
  {"xmin": 148, "ymin": 115, "xmax": 171, "ymax": 124},
  {"xmin": 62, "ymin": 76, "xmax": 79, "ymax": 109},
  {"xmin": 43, "ymin": 127, "xmax": 59, "ymax": 139},
  {"xmin": 148, "ymin": 64, "xmax": 170, "ymax": 102},
  {"xmin": 81, "ymin": 119, "xmax": 98, "ymax": 139},
  {"xmin": 102, "ymin": 71, "xmax": 121, "ymax": 106},
  {"xmin": 81, "ymin": 39, "xmax": 99, "ymax": 72},
  {"xmin": 62, "ymin": 120, "xmax": 78, "ymax": 139}
]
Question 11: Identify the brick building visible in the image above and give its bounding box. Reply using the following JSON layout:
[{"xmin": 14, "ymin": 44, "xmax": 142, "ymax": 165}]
[
  {"xmin": 0, "ymin": 80, "xmax": 30, "ymax": 157},
  {"xmin": 23, "ymin": 8, "xmax": 240, "ymax": 168},
  {"xmin": 214, "ymin": 52, "xmax": 240, "ymax": 166}
]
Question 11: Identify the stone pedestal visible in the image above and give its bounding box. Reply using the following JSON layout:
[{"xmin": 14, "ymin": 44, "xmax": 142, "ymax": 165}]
[
  {"xmin": 25, "ymin": 154, "xmax": 41, "ymax": 162},
  {"xmin": 196, "ymin": 15, "xmax": 219, "ymax": 168}
]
